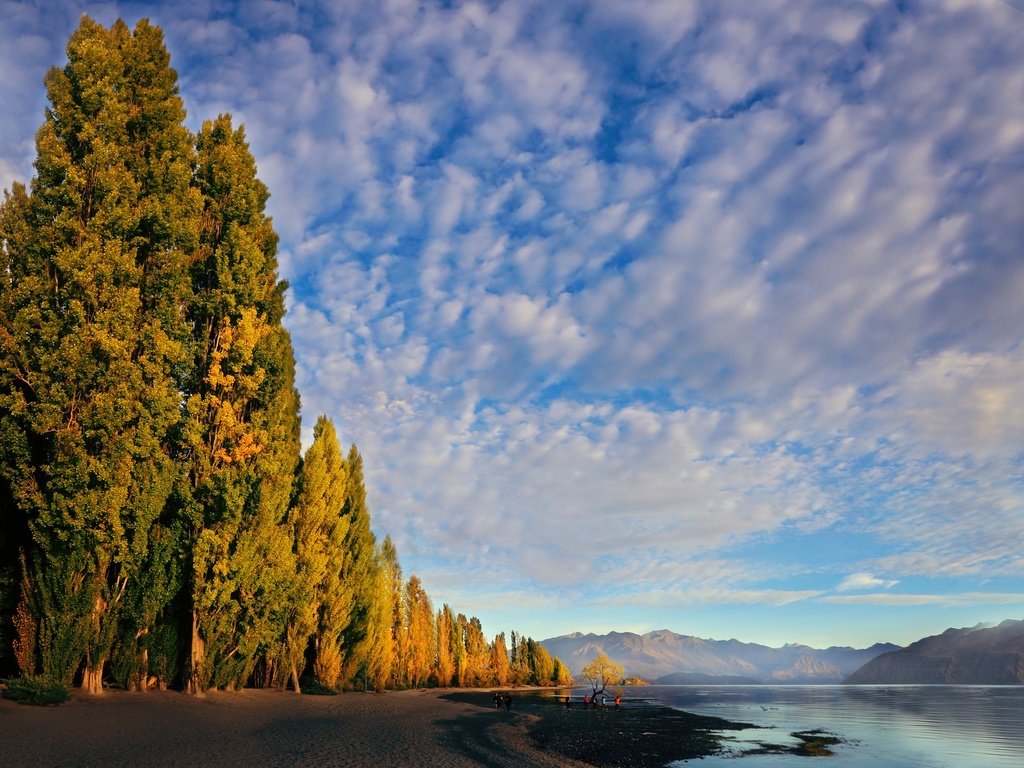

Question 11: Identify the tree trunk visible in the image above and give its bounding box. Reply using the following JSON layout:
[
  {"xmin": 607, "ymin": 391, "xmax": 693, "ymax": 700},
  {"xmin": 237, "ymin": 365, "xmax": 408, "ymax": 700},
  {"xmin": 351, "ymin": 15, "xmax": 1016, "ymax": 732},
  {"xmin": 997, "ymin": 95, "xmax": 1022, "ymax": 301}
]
[
  {"xmin": 82, "ymin": 663, "xmax": 104, "ymax": 694},
  {"xmin": 291, "ymin": 664, "xmax": 301, "ymax": 694},
  {"xmin": 187, "ymin": 608, "xmax": 206, "ymax": 696},
  {"xmin": 255, "ymin": 655, "xmax": 275, "ymax": 688},
  {"xmin": 82, "ymin": 592, "xmax": 107, "ymax": 693},
  {"xmin": 139, "ymin": 645, "xmax": 149, "ymax": 691},
  {"xmin": 129, "ymin": 634, "xmax": 149, "ymax": 692}
]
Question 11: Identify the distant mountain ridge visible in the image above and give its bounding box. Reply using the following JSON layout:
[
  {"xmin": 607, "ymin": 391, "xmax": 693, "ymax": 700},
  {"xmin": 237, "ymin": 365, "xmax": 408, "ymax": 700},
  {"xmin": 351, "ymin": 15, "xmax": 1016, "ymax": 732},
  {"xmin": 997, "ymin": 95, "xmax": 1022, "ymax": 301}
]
[
  {"xmin": 845, "ymin": 619, "xmax": 1024, "ymax": 684},
  {"xmin": 540, "ymin": 629, "xmax": 899, "ymax": 684}
]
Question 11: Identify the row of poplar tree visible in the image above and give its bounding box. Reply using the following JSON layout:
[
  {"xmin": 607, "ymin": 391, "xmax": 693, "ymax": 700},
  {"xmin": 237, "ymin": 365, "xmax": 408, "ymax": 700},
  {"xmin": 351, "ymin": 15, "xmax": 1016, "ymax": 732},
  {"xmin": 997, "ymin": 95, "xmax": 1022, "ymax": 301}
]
[{"xmin": 0, "ymin": 16, "xmax": 569, "ymax": 695}]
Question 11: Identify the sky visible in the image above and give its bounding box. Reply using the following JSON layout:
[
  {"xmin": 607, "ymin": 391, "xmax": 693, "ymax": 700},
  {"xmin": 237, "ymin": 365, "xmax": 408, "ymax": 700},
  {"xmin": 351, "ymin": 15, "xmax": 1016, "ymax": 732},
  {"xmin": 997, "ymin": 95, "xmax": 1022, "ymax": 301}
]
[{"xmin": 2, "ymin": 0, "xmax": 1023, "ymax": 650}]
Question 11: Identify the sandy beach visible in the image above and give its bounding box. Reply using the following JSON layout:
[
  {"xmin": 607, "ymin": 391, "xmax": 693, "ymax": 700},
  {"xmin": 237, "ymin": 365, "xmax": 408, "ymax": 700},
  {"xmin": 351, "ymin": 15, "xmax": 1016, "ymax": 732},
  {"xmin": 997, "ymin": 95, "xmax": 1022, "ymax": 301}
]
[{"xmin": 1, "ymin": 687, "xmax": 588, "ymax": 768}]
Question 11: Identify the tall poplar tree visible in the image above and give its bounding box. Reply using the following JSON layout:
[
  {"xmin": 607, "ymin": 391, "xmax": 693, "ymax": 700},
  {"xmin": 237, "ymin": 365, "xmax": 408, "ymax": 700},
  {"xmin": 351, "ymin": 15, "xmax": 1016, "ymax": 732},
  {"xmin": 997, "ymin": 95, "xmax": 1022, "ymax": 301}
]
[
  {"xmin": 286, "ymin": 415, "xmax": 348, "ymax": 691},
  {"xmin": 335, "ymin": 446, "xmax": 378, "ymax": 687},
  {"xmin": 182, "ymin": 114, "xmax": 300, "ymax": 693},
  {"xmin": 380, "ymin": 536, "xmax": 407, "ymax": 688},
  {"xmin": 453, "ymin": 613, "xmax": 468, "ymax": 686},
  {"xmin": 510, "ymin": 631, "xmax": 529, "ymax": 685},
  {"xmin": 434, "ymin": 605, "xmax": 455, "ymax": 686},
  {"xmin": 361, "ymin": 542, "xmax": 395, "ymax": 691},
  {"xmin": 463, "ymin": 616, "xmax": 489, "ymax": 686},
  {"xmin": 0, "ymin": 17, "xmax": 199, "ymax": 691},
  {"xmin": 404, "ymin": 575, "xmax": 434, "ymax": 688},
  {"xmin": 526, "ymin": 637, "xmax": 555, "ymax": 685},
  {"xmin": 489, "ymin": 632, "xmax": 510, "ymax": 687},
  {"xmin": 0, "ymin": 188, "xmax": 34, "ymax": 679}
]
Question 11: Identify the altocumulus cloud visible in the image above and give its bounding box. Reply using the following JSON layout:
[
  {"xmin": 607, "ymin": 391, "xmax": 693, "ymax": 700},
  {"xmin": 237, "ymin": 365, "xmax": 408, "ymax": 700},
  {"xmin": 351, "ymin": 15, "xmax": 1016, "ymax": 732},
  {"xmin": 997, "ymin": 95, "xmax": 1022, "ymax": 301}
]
[{"xmin": 2, "ymin": 0, "xmax": 1023, "ymax": 643}]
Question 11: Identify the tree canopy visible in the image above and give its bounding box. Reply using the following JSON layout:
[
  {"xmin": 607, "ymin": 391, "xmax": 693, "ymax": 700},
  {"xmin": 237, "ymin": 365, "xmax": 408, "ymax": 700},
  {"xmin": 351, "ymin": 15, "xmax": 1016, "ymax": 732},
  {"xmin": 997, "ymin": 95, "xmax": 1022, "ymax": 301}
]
[{"xmin": 581, "ymin": 652, "xmax": 624, "ymax": 696}]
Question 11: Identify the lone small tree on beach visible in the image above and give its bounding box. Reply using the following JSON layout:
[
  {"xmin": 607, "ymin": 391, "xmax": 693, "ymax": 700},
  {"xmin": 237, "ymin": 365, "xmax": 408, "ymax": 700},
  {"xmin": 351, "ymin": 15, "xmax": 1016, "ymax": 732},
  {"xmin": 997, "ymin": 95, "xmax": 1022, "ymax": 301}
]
[{"xmin": 581, "ymin": 653, "xmax": 624, "ymax": 697}]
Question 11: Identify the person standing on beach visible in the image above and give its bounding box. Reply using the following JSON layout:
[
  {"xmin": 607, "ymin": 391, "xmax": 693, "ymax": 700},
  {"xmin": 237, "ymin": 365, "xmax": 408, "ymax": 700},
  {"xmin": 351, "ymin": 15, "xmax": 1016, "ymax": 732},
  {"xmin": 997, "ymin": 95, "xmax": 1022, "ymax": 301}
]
[{"xmin": 503, "ymin": 693, "xmax": 512, "ymax": 710}]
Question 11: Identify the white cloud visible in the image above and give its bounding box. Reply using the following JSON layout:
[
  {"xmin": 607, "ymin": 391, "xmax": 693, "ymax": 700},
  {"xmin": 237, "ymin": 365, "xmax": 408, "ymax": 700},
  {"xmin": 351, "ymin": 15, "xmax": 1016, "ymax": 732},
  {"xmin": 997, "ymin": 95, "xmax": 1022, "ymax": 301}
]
[
  {"xmin": 820, "ymin": 593, "xmax": 1024, "ymax": 607},
  {"xmin": 598, "ymin": 587, "xmax": 823, "ymax": 609},
  {"xmin": 836, "ymin": 573, "xmax": 899, "ymax": 592},
  {"xmin": 874, "ymin": 347, "xmax": 1024, "ymax": 461},
  {"xmin": 4, "ymin": 0, "xmax": 1024, "ymax": 644}
]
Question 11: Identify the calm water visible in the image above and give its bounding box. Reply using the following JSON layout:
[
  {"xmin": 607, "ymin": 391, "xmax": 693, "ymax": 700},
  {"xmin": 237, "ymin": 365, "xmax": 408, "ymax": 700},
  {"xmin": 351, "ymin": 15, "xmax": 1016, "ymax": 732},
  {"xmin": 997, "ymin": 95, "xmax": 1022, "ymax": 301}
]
[{"xmin": 629, "ymin": 685, "xmax": 1024, "ymax": 766}]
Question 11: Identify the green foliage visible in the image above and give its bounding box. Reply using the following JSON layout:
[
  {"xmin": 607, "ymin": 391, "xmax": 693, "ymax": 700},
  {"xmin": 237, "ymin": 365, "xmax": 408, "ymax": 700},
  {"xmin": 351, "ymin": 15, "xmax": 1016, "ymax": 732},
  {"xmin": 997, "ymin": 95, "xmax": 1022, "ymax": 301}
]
[
  {"xmin": 552, "ymin": 656, "xmax": 573, "ymax": 687},
  {"xmin": 336, "ymin": 448, "xmax": 381, "ymax": 687},
  {"xmin": 182, "ymin": 113, "xmax": 300, "ymax": 693},
  {"xmin": 291, "ymin": 416, "xmax": 349, "ymax": 690},
  {"xmin": 0, "ymin": 485, "xmax": 21, "ymax": 676},
  {"xmin": 361, "ymin": 544, "xmax": 395, "ymax": 692},
  {"xmin": 32, "ymin": 551, "xmax": 94, "ymax": 686},
  {"xmin": 381, "ymin": 536, "xmax": 406, "ymax": 689},
  {"xmin": 299, "ymin": 676, "xmax": 339, "ymax": 696},
  {"xmin": 0, "ymin": 15, "xmax": 572, "ymax": 699},
  {"xmin": 0, "ymin": 16, "xmax": 198, "ymax": 692},
  {"xmin": 144, "ymin": 619, "xmax": 181, "ymax": 689},
  {"xmin": 2, "ymin": 675, "xmax": 70, "ymax": 705},
  {"xmin": 110, "ymin": 519, "xmax": 183, "ymax": 690}
]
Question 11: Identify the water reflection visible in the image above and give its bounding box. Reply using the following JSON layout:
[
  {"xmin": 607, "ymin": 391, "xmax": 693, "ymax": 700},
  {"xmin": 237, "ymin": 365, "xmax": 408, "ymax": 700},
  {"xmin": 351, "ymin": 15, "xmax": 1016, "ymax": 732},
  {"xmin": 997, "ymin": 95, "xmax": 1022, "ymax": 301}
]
[{"xmin": 638, "ymin": 685, "xmax": 1024, "ymax": 767}]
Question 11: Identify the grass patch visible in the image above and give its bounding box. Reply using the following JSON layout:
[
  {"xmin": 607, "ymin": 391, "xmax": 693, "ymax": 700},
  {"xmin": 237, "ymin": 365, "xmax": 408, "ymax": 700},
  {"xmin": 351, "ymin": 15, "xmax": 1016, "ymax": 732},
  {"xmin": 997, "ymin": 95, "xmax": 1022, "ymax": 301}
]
[{"xmin": 2, "ymin": 675, "xmax": 71, "ymax": 706}]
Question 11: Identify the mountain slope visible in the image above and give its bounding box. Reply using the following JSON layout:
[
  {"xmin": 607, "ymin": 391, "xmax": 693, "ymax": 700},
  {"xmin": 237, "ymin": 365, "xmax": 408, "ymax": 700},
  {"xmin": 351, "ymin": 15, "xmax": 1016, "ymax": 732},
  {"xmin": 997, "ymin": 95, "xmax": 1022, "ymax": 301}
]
[
  {"xmin": 540, "ymin": 630, "xmax": 898, "ymax": 683},
  {"xmin": 767, "ymin": 655, "xmax": 842, "ymax": 683},
  {"xmin": 845, "ymin": 619, "xmax": 1024, "ymax": 684}
]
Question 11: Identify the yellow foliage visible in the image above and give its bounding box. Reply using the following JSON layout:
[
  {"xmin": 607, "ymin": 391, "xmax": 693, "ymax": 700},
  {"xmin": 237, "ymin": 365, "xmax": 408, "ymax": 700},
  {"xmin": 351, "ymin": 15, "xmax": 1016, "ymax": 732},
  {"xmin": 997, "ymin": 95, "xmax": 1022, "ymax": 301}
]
[{"xmin": 202, "ymin": 310, "xmax": 274, "ymax": 468}]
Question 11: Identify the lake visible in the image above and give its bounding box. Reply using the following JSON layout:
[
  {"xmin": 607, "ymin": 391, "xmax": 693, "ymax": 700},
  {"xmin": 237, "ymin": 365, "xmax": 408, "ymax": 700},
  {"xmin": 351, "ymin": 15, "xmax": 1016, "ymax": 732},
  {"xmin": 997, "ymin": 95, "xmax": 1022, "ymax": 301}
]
[{"xmin": 630, "ymin": 685, "xmax": 1024, "ymax": 766}]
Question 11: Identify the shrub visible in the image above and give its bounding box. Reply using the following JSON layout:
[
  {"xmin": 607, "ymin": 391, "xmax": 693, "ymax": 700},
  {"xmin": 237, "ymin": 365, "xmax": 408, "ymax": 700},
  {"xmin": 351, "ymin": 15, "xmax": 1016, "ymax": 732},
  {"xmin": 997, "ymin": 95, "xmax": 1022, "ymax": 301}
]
[
  {"xmin": 2, "ymin": 675, "xmax": 70, "ymax": 705},
  {"xmin": 300, "ymin": 677, "xmax": 338, "ymax": 696}
]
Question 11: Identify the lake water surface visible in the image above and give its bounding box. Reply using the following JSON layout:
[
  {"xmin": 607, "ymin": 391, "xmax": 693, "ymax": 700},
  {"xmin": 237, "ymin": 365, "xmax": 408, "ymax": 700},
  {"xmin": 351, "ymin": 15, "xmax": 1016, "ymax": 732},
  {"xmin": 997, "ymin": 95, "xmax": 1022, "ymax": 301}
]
[{"xmin": 633, "ymin": 684, "xmax": 1024, "ymax": 766}]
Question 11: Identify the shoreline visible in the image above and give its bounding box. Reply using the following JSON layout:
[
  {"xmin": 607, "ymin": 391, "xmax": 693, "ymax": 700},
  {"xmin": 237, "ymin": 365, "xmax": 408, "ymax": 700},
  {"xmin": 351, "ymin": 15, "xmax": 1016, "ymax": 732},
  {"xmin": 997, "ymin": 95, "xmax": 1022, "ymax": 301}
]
[
  {"xmin": 0, "ymin": 685, "xmax": 810, "ymax": 767},
  {"xmin": 442, "ymin": 689, "xmax": 756, "ymax": 766}
]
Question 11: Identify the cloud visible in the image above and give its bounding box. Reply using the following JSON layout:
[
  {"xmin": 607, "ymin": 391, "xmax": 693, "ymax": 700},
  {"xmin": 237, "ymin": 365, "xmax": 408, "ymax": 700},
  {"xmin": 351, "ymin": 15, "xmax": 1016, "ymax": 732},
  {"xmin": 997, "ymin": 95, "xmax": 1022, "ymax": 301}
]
[
  {"xmin": 820, "ymin": 592, "xmax": 1024, "ymax": 607},
  {"xmin": 836, "ymin": 573, "xmax": 899, "ymax": 592},
  {"xmin": 872, "ymin": 347, "xmax": 1024, "ymax": 461},
  {"xmin": 596, "ymin": 587, "xmax": 824, "ymax": 609},
  {"xmin": 245, "ymin": 0, "xmax": 1024, "ymax": 615},
  {"xmin": 3, "ymin": 0, "xmax": 1023, "ymax": 644}
]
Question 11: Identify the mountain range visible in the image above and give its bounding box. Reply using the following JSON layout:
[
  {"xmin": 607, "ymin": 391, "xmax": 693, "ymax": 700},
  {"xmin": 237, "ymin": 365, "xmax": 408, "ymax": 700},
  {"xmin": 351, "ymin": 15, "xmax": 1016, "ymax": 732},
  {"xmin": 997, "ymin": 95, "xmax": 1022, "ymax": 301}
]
[
  {"xmin": 540, "ymin": 629, "xmax": 899, "ymax": 684},
  {"xmin": 845, "ymin": 619, "xmax": 1024, "ymax": 684}
]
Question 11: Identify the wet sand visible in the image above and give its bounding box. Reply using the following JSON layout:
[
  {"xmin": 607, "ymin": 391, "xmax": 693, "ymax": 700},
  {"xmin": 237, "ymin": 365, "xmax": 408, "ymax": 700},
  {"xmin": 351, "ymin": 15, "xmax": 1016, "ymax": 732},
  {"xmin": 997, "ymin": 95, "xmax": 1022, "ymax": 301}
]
[
  {"xmin": 443, "ymin": 691, "xmax": 752, "ymax": 767},
  {"xmin": 0, "ymin": 687, "xmax": 746, "ymax": 767}
]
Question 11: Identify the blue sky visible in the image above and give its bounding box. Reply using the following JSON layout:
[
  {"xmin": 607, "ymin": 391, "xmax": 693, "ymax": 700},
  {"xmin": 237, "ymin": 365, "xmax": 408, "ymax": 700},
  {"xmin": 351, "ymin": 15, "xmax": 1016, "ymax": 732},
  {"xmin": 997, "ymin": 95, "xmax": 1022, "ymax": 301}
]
[{"xmin": 2, "ymin": 0, "xmax": 1023, "ymax": 649}]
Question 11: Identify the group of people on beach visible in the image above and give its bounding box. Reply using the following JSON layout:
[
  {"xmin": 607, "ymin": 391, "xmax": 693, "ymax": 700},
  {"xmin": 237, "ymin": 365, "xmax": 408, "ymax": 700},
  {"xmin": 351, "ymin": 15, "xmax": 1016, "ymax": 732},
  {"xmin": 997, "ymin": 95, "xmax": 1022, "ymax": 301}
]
[
  {"xmin": 564, "ymin": 694, "xmax": 620, "ymax": 709},
  {"xmin": 493, "ymin": 692, "xmax": 513, "ymax": 710}
]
